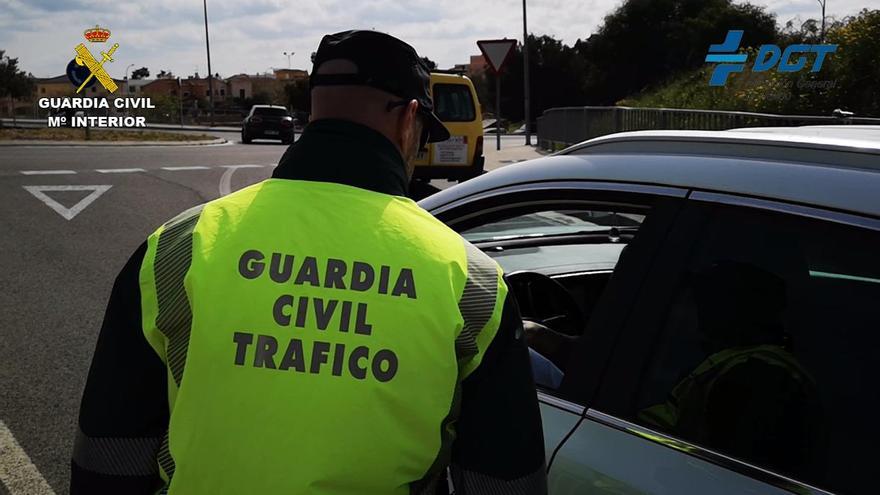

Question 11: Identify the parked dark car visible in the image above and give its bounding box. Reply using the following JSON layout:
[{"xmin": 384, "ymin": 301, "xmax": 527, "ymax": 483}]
[{"xmin": 241, "ymin": 105, "xmax": 294, "ymax": 144}]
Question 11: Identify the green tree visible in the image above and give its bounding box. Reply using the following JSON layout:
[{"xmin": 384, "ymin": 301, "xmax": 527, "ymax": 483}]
[
  {"xmin": 819, "ymin": 9, "xmax": 880, "ymax": 116},
  {"xmin": 623, "ymin": 9, "xmax": 880, "ymax": 117},
  {"xmin": 0, "ymin": 50, "xmax": 34, "ymax": 125},
  {"xmin": 420, "ymin": 56, "xmax": 438, "ymax": 70},
  {"xmin": 579, "ymin": 0, "xmax": 777, "ymax": 105},
  {"xmin": 251, "ymin": 91, "xmax": 272, "ymax": 106},
  {"xmin": 482, "ymin": 35, "xmax": 588, "ymax": 123},
  {"xmin": 284, "ymin": 79, "xmax": 310, "ymax": 112}
]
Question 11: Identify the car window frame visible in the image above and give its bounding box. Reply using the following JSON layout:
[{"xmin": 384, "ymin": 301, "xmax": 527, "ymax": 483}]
[
  {"xmin": 428, "ymin": 181, "xmax": 687, "ymax": 405},
  {"xmin": 590, "ymin": 189, "xmax": 880, "ymax": 495}
]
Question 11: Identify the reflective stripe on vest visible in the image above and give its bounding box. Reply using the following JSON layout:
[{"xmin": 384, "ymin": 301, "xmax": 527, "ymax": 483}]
[{"xmin": 139, "ymin": 179, "xmax": 507, "ymax": 494}]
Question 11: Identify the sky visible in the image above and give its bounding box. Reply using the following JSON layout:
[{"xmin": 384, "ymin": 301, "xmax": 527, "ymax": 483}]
[{"xmin": 0, "ymin": 0, "xmax": 871, "ymax": 79}]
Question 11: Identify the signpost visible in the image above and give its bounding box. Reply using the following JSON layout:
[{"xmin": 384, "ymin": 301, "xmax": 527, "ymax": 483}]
[{"xmin": 477, "ymin": 39, "xmax": 517, "ymax": 150}]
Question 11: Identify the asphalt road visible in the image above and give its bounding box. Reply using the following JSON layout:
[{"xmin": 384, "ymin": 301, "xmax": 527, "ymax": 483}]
[{"xmin": 0, "ymin": 133, "xmax": 529, "ymax": 494}]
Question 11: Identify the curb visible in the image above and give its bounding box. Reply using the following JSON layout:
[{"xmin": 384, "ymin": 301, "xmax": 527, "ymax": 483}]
[
  {"xmin": 0, "ymin": 119, "xmax": 243, "ymax": 132},
  {"xmin": 0, "ymin": 138, "xmax": 228, "ymax": 147}
]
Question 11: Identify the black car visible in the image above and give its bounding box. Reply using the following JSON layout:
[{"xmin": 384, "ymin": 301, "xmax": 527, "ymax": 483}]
[{"xmin": 241, "ymin": 105, "xmax": 294, "ymax": 144}]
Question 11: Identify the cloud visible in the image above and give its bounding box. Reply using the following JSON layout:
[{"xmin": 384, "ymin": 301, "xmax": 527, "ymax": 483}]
[{"xmin": 0, "ymin": 0, "xmax": 871, "ymax": 78}]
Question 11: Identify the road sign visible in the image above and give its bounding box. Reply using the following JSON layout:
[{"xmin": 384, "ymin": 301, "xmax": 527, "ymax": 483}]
[
  {"xmin": 23, "ymin": 185, "xmax": 112, "ymax": 220},
  {"xmin": 477, "ymin": 39, "xmax": 517, "ymax": 74},
  {"xmin": 477, "ymin": 39, "xmax": 518, "ymax": 151}
]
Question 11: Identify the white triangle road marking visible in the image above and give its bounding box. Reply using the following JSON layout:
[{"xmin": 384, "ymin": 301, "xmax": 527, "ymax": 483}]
[{"xmin": 22, "ymin": 185, "xmax": 112, "ymax": 221}]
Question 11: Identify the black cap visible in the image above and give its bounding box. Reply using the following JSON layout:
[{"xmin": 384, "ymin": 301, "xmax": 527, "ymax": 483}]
[{"xmin": 310, "ymin": 30, "xmax": 450, "ymax": 143}]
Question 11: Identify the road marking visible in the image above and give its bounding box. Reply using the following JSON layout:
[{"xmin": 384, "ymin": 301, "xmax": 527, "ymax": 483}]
[
  {"xmin": 20, "ymin": 170, "xmax": 75, "ymax": 175},
  {"xmin": 23, "ymin": 185, "xmax": 112, "ymax": 221},
  {"xmin": 219, "ymin": 165, "xmax": 266, "ymax": 197},
  {"xmin": 161, "ymin": 166, "xmax": 210, "ymax": 171},
  {"xmin": 0, "ymin": 419, "xmax": 56, "ymax": 495},
  {"xmin": 96, "ymin": 168, "xmax": 145, "ymax": 173}
]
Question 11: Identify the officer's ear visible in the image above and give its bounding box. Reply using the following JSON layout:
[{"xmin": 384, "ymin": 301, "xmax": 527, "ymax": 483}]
[{"xmin": 398, "ymin": 99, "xmax": 419, "ymax": 144}]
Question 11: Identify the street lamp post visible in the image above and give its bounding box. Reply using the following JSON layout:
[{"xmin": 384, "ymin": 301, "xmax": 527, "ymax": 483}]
[
  {"xmin": 817, "ymin": 0, "xmax": 827, "ymax": 42},
  {"xmin": 284, "ymin": 51, "xmax": 295, "ymax": 69},
  {"xmin": 124, "ymin": 64, "xmax": 135, "ymax": 116},
  {"xmin": 522, "ymin": 0, "xmax": 532, "ymax": 146},
  {"xmin": 203, "ymin": 0, "xmax": 215, "ymax": 127}
]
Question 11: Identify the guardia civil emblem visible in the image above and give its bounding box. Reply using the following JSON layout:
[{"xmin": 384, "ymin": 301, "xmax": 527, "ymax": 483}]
[{"xmin": 66, "ymin": 25, "xmax": 120, "ymax": 94}]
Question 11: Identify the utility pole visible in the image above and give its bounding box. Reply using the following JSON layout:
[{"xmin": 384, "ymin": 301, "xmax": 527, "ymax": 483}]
[
  {"xmin": 177, "ymin": 77, "xmax": 184, "ymax": 126},
  {"xmin": 203, "ymin": 0, "xmax": 215, "ymax": 126},
  {"xmin": 522, "ymin": 0, "xmax": 532, "ymax": 146},
  {"xmin": 496, "ymin": 74, "xmax": 502, "ymax": 151},
  {"xmin": 817, "ymin": 0, "xmax": 827, "ymax": 42}
]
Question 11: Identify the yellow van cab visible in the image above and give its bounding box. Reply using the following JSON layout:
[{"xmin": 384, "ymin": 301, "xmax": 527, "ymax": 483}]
[{"xmin": 413, "ymin": 72, "xmax": 484, "ymax": 181}]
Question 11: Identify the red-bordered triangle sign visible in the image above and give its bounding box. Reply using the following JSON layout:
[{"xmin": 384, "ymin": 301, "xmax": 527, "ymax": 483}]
[{"xmin": 477, "ymin": 39, "xmax": 517, "ymax": 74}]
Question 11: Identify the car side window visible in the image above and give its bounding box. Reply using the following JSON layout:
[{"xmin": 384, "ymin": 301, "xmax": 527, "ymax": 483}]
[
  {"xmin": 613, "ymin": 202, "xmax": 880, "ymax": 495},
  {"xmin": 458, "ymin": 205, "xmax": 650, "ymax": 394}
]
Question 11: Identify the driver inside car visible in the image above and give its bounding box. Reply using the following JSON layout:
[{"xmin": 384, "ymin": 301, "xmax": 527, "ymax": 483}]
[{"xmin": 523, "ymin": 320, "xmax": 575, "ymax": 389}]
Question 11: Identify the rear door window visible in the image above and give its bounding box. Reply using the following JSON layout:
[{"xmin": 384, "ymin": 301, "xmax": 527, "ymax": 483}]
[
  {"xmin": 432, "ymin": 83, "xmax": 475, "ymax": 122},
  {"xmin": 600, "ymin": 200, "xmax": 880, "ymax": 495},
  {"xmin": 253, "ymin": 107, "xmax": 289, "ymax": 117}
]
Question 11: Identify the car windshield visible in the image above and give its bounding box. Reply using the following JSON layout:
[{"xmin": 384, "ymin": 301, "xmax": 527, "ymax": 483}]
[
  {"xmin": 462, "ymin": 210, "xmax": 645, "ymax": 242},
  {"xmin": 253, "ymin": 108, "xmax": 289, "ymax": 116},
  {"xmin": 433, "ymin": 83, "xmax": 476, "ymax": 122}
]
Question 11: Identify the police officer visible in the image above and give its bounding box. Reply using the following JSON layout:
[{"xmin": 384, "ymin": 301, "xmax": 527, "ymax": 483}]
[{"xmin": 72, "ymin": 30, "xmax": 547, "ymax": 495}]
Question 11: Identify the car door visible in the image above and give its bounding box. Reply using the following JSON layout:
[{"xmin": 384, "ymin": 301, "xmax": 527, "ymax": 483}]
[
  {"xmin": 554, "ymin": 191, "xmax": 880, "ymax": 495},
  {"xmin": 428, "ymin": 180, "xmax": 686, "ymax": 485}
]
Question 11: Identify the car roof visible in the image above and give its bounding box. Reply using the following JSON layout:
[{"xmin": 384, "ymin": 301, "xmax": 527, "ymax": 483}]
[
  {"xmin": 430, "ymin": 72, "xmax": 473, "ymax": 85},
  {"xmin": 420, "ymin": 130, "xmax": 880, "ymax": 218},
  {"xmin": 730, "ymin": 125, "xmax": 880, "ymax": 142}
]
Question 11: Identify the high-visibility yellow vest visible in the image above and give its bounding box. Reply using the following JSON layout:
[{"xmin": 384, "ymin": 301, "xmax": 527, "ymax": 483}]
[{"xmin": 138, "ymin": 178, "xmax": 507, "ymax": 494}]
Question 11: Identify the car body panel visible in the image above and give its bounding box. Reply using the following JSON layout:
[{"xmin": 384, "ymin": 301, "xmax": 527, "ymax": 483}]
[
  {"xmin": 538, "ymin": 396, "xmax": 583, "ymax": 465},
  {"xmin": 729, "ymin": 125, "xmax": 880, "ymax": 142},
  {"xmin": 550, "ymin": 410, "xmax": 826, "ymax": 495}
]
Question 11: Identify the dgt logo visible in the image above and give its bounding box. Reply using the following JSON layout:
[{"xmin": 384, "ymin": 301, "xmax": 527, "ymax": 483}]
[{"xmin": 705, "ymin": 30, "xmax": 838, "ymax": 86}]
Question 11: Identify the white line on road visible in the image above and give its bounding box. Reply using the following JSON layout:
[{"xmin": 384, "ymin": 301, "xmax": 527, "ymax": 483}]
[
  {"xmin": 0, "ymin": 419, "xmax": 56, "ymax": 495},
  {"xmin": 96, "ymin": 168, "xmax": 145, "ymax": 173},
  {"xmin": 161, "ymin": 166, "xmax": 210, "ymax": 171},
  {"xmin": 23, "ymin": 185, "xmax": 112, "ymax": 221},
  {"xmin": 219, "ymin": 165, "xmax": 267, "ymax": 197},
  {"xmin": 20, "ymin": 170, "xmax": 75, "ymax": 175}
]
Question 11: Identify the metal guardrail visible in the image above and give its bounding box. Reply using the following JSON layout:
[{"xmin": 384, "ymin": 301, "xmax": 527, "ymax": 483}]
[{"xmin": 536, "ymin": 106, "xmax": 880, "ymax": 151}]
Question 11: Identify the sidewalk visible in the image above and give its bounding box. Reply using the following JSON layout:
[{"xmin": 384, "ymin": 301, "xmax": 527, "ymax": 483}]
[{"xmin": 484, "ymin": 144, "xmax": 547, "ymax": 171}]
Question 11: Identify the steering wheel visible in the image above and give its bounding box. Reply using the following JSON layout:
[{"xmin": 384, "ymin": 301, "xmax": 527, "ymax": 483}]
[{"xmin": 505, "ymin": 270, "xmax": 586, "ymax": 337}]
